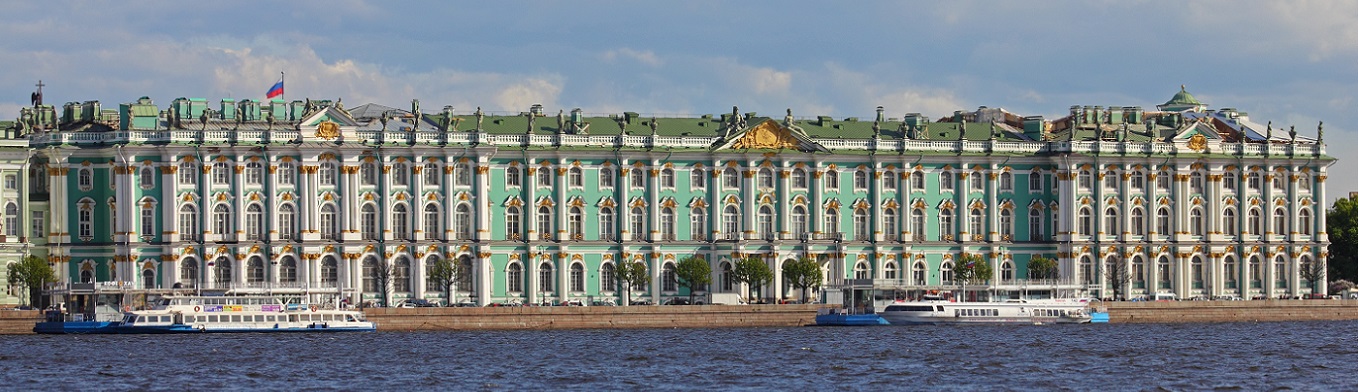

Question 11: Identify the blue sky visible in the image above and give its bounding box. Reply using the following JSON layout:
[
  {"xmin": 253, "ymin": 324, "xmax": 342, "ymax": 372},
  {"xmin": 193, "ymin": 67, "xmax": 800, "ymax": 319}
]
[{"xmin": 2, "ymin": 1, "xmax": 1355, "ymax": 203}]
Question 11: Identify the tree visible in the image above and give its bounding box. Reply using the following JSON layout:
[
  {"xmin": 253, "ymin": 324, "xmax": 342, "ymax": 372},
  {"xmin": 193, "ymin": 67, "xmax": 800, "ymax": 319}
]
[
  {"xmin": 953, "ymin": 253, "xmax": 994, "ymax": 285},
  {"xmin": 731, "ymin": 257, "xmax": 773, "ymax": 303},
  {"xmin": 366, "ymin": 258, "xmax": 394, "ymax": 307},
  {"xmin": 1327, "ymin": 196, "xmax": 1358, "ymax": 281},
  {"xmin": 1300, "ymin": 258, "xmax": 1327, "ymax": 296},
  {"xmin": 674, "ymin": 256, "xmax": 711, "ymax": 305},
  {"xmin": 615, "ymin": 260, "xmax": 651, "ymax": 305},
  {"xmin": 782, "ymin": 257, "xmax": 823, "ymax": 303},
  {"xmin": 6, "ymin": 255, "xmax": 55, "ymax": 308},
  {"xmin": 1102, "ymin": 257, "xmax": 1131, "ymax": 300},
  {"xmin": 427, "ymin": 257, "xmax": 463, "ymax": 306},
  {"xmin": 1028, "ymin": 255, "xmax": 1060, "ymax": 280}
]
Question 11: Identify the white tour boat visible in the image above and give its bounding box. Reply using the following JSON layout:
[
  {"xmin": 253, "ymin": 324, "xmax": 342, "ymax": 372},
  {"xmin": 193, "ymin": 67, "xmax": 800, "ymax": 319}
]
[
  {"xmin": 879, "ymin": 296, "xmax": 1093, "ymax": 325},
  {"xmin": 116, "ymin": 295, "xmax": 376, "ymax": 333}
]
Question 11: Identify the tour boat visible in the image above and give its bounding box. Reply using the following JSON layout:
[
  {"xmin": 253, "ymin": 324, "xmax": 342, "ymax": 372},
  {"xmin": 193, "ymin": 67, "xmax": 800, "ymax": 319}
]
[
  {"xmin": 115, "ymin": 295, "xmax": 376, "ymax": 333},
  {"xmin": 878, "ymin": 296, "xmax": 1093, "ymax": 325}
]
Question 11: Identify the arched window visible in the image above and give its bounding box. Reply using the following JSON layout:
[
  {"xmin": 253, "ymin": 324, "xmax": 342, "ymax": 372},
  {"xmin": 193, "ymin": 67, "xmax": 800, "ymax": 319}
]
[
  {"xmin": 1272, "ymin": 207, "xmax": 1287, "ymax": 235},
  {"xmin": 1131, "ymin": 207, "xmax": 1145, "ymax": 237},
  {"xmin": 140, "ymin": 202, "xmax": 155, "ymax": 238},
  {"xmin": 629, "ymin": 207, "xmax": 646, "ymax": 241},
  {"xmin": 721, "ymin": 262, "xmax": 735, "ymax": 292},
  {"xmin": 1223, "ymin": 256, "xmax": 1238, "ymax": 289},
  {"xmin": 181, "ymin": 259, "xmax": 199, "ymax": 286},
  {"xmin": 999, "ymin": 171, "xmax": 1012, "ymax": 191},
  {"xmin": 319, "ymin": 162, "xmax": 337, "ymax": 186},
  {"xmin": 455, "ymin": 204, "xmax": 472, "ymax": 240},
  {"xmin": 212, "ymin": 163, "xmax": 231, "ymax": 185},
  {"xmin": 393, "ymin": 257, "xmax": 411, "ymax": 293},
  {"xmin": 663, "ymin": 263, "xmax": 677, "ymax": 291},
  {"xmin": 792, "ymin": 206, "xmax": 808, "ymax": 238},
  {"xmin": 723, "ymin": 168, "xmax": 739, "ymax": 188},
  {"xmin": 361, "ymin": 204, "xmax": 378, "ymax": 240},
  {"xmin": 320, "ymin": 256, "xmax": 338, "ymax": 284},
  {"xmin": 854, "ymin": 209, "xmax": 870, "ymax": 241},
  {"xmin": 1190, "ymin": 172, "xmax": 1203, "ymax": 193},
  {"xmin": 599, "ymin": 207, "xmax": 614, "ymax": 241},
  {"xmin": 884, "ymin": 208, "xmax": 899, "ymax": 241},
  {"xmin": 1156, "ymin": 207, "xmax": 1171, "ymax": 236},
  {"xmin": 1299, "ymin": 174, "xmax": 1312, "ymax": 193},
  {"xmin": 850, "ymin": 261, "xmax": 867, "ymax": 280},
  {"xmin": 1156, "ymin": 171, "xmax": 1170, "ymax": 190},
  {"xmin": 999, "ymin": 209, "xmax": 1012, "ymax": 240},
  {"xmin": 1191, "ymin": 256, "xmax": 1204, "ymax": 289},
  {"xmin": 1104, "ymin": 207, "xmax": 1119, "ymax": 236},
  {"xmin": 457, "ymin": 256, "xmax": 473, "ymax": 292},
  {"xmin": 1247, "ymin": 172, "xmax": 1261, "ymax": 191},
  {"xmin": 424, "ymin": 162, "xmax": 440, "ymax": 186},
  {"xmin": 600, "ymin": 263, "xmax": 616, "ymax": 292},
  {"xmin": 571, "ymin": 263, "xmax": 585, "ymax": 292},
  {"xmin": 181, "ymin": 205, "xmax": 202, "ymax": 241},
  {"xmin": 245, "ymin": 204, "xmax": 264, "ymax": 241},
  {"xmin": 246, "ymin": 257, "xmax": 265, "ymax": 283},
  {"xmin": 320, "ymin": 204, "xmax": 338, "ymax": 240},
  {"xmin": 679, "ymin": 207, "xmax": 702, "ymax": 242},
  {"xmin": 391, "ymin": 162, "xmax": 409, "ymax": 186},
  {"xmin": 569, "ymin": 206, "xmax": 584, "ymax": 240},
  {"xmin": 1001, "ymin": 260, "xmax": 1014, "ymax": 281},
  {"xmin": 213, "ymin": 257, "xmax": 232, "ymax": 285},
  {"xmin": 539, "ymin": 262, "xmax": 554, "ymax": 292},
  {"xmin": 1223, "ymin": 172, "xmax": 1236, "ymax": 192},
  {"xmin": 630, "ymin": 168, "xmax": 644, "ymax": 188},
  {"xmin": 360, "ymin": 161, "xmax": 377, "ymax": 186},
  {"xmin": 824, "ymin": 207, "xmax": 840, "ymax": 235},
  {"xmin": 912, "ymin": 261, "xmax": 927, "ymax": 285},
  {"xmin": 1132, "ymin": 256, "xmax": 1146, "ymax": 288},
  {"xmin": 568, "ymin": 167, "xmax": 583, "ymax": 188},
  {"xmin": 139, "ymin": 166, "xmax": 155, "ymax": 189},
  {"xmin": 884, "ymin": 262, "xmax": 898, "ymax": 280},
  {"xmin": 1077, "ymin": 207, "xmax": 1093, "ymax": 236},
  {"xmin": 757, "ymin": 168, "xmax": 774, "ymax": 189},
  {"xmin": 280, "ymin": 256, "xmax": 298, "ymax": 283},
  {"xmin": 279, "ymin": 204, "xmax": 297, "ymax": 240},
  {"xmin": 1079, "ymin": 256, "xmax": 1093, "ymax": 285},
  {"xmin": 792, "ymin": 168, "xmax": 807, "ymax": 189},
  {"xmin": 507, "ymin": 263, "xmax": 524, "ymax": 292},
  {"xmin": 423, "ymin": 204, "xmax": 441, "ymax": 240},
  {"xmin": 913, "ymin": 208, "xmax": 927, "ymax": 240},
  {"xmin": 723, "ymin": 205, "xmax": 740, "ymax": 238},
  {"xmin": 939, "ymin": 171, "xmax": 953, "ymax": 191},
  {"xmin": 854, "ymin": 170, "xmax": 868, "ymax": 190},
  {"xmin": 757, "ymin": 205, "xmax": 774, "ymax": 238},
  {"xmin": 506, "ymin": 206, "xmax": 522, "ymax": 240},
  {"xmin": 1078, "ymin": 170, "xmax": 1092, "ymax": 189},
  {"xmin": 883, "ymin": 170, "xmax": 897, "ymax": 190},
  {"xmin": 1274, "ymin": 255, "xmax": 1288, "ymax": 289},
  {"xmin": 690, "ymin": 168, "xmax": 706, "ymax": 189},
  {"xmin": 660, "ymin": 208, "xmax": 675, "ymax": 240},
  {"xmin": 213, "ymin": 204, "xmax": 232, "ymax": 240},
  {"xmin": 392, "ymin": 204, "xmax": 409, "ymax": 240},
  {"xmin": 507, "ymin": 166, "xmax": 523, "ymax": 187},
  {"xmin": 456, "ymin": 163, "xmax": 472, "ymax": 187},
  {"xmin": 938, "ymin": 209, "xmax": 954, "ymax": 240},
  {"xmin": 178, "ymin": 162, "xmax": 197, "ymax": 185},
  {"xmin": 1189, "ymin": 208, "xmax": 1204, "ymax": 236},
  {"xmin": 2, "ymin": 203, "xmax": 17, "ymax": 237},
  {"xmin": 1028, "ymin": 208, "xmax": 1042, "ymax": 241},
  {"xmin": 537, "ymin": 206, "xmax": 553, "ymax": 241},
  {"xmin": 245, "ymin": 161, "xmax": 264, "ymax": 185},
  {"xmin": 940, "ymin": 261, "xmax": 954, "ymax": 283},
  {"xmin": 1249, "ymin": 255, "xmax": 1262, "ymax": 288},
  {"xmin": 826, "ymin": 169, "xmax": 839, "ymax": 189},
  {"xmin": 913, "ymin": 170, "xmax": 926, "ymax": 190},
  {"xmin": 1299, "ymin": 208, "xmax": 1313, "ymax": 236},
  {"xmin": 1248, "ymin": 207, "xmax": 1262, "ymax": 235},
  {"xmin": 538, "ymin": 166, "xmax": 553, "ymax": 187},
  {"xmin": 362, "ymin": 257, "xmax": 380, "ymax": 292},
  {"xmin": 969, "ymin": 171, "xmax": 982, "ymax": 190},
  {"xmin": 660, "ymin": 168, "xmax": 674, "ymax": 188},
  {"xmin": 969, "ymin": 208, "xmax": 984, "ymax": 237},
  {"xmin": 1157, "ymin": 256, "xmax": 1172, "ymax": 289}
]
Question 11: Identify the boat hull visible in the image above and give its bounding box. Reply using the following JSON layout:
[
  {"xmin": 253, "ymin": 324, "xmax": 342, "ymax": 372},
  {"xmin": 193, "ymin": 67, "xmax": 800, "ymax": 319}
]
[
  {"xmin": 33, "ymin": 321, "xmax": 121, "ymax": 334},
  {"xmin": 879, "ymin": 300, "xmax": 1093, "ymax": 325},
  {"xmin": 814, "ymin": 313, "xmax": 889, "ymax": 326},
  {"xmin": 115, "ymin": 323, "xmax": 376, "ymax": 334}
]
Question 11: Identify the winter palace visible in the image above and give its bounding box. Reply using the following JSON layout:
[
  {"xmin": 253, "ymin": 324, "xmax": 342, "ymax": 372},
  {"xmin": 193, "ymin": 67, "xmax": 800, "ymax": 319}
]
[{"xmin": 0, "ymin": 86, "xmax": 1335, "ymax": 306}]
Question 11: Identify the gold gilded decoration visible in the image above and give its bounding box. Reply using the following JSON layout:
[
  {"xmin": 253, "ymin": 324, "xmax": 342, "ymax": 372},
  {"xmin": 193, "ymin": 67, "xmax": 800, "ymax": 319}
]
[
  {"xmin": 1187, "ymin": 134, "xmax": 1207, "ymax": 151},
  {"xmin": 731, "ymin": 120, "xmax": 800, "ymax": 150}
]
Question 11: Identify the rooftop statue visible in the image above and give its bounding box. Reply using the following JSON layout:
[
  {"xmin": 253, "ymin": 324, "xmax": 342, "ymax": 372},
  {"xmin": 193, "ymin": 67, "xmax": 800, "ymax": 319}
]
[
  {"xmin": 474, "ymin": 107, "xmax": 483, "ymax": 130},
  {"xmin": 784, "ymin": 108, "xmax": 793, "ymax": 127},
  {"xmin": 557, "ymin": 110, "xmax": 566, "ymax": 135},
  {"xmin": 1318, "ymin": 121, "xmax": 1324, "ymax": 143},
  {"xmin": 650, "ymin": 116, "xmax": 658, "ymax": 136}
]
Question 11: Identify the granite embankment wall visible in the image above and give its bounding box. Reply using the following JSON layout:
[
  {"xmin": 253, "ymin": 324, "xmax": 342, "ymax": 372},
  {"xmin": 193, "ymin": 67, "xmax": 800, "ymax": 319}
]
[
  {"xmin": 363, "ymin": 304, "xmax": 822, "ymax": 331},
  {"xmin": 0, "ymin": 310, "xmax": 40, "ymax": 334},
  {"xmin": 1104, "ymin": 300, "xmax": 1358, "ymax": 323}
]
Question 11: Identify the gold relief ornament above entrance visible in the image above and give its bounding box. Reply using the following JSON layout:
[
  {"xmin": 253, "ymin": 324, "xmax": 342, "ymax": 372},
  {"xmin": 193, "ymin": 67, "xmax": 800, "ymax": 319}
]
[
  {"xmin": 719, "ymin": 119, "xmax": 828, "ymax": 152},
  {"xmin": 315, "ymin": 121, "xmax": 340, "ymax": 140}
]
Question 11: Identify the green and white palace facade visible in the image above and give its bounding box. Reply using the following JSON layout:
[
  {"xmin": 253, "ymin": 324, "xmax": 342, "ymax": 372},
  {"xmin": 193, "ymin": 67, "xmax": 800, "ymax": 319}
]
[{"xmin": 13, "ymin": 87, "xmax": 1335, "ymax": 305}]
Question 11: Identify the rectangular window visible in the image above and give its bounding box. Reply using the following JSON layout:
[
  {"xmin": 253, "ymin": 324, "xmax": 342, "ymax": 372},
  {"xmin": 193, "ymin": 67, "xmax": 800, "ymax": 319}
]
[
  {"xmin": 31, "ymin": 215, "xmax": 43, "ymax": 239},
  {"xmin": 691, "ymin": 170, "xmax": 706, "ymax": 189},
  {"xmin": 141, "ymin": 207, "xmax": 155, "ymax": 237}
]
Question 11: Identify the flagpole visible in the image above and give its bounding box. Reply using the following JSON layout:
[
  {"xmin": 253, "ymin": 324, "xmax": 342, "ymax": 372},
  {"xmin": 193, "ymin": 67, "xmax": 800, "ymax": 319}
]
[{"xmin": 280, "ymin": 71, "xmax": 285, "ymax": 102}]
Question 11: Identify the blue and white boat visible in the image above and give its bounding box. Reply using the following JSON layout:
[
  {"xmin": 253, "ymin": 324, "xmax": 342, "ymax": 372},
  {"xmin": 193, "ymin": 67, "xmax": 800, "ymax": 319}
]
[
  {"xmin": 115, "ymin": 295, "xmax": 375, "ymax": 333},
  {"xmin": 879, "ymin": 296, "xmax": 1093, "ymax": 325}
]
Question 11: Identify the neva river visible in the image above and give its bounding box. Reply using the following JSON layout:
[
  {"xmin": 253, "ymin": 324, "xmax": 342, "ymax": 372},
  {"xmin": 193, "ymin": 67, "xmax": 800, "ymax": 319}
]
[{"xmin": 3, "ymin": 320, "xmax": 1356, "ymax": 391}]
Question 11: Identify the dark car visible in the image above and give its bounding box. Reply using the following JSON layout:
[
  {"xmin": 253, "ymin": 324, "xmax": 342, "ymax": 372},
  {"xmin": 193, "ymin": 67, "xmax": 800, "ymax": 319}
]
[
  {"xmin": 398, "ymin": 299, "xmax": 437, "ymax": 308},
  {"xmin": 663, "ymin": 298, "xmax": 691, "ymax": 305}
]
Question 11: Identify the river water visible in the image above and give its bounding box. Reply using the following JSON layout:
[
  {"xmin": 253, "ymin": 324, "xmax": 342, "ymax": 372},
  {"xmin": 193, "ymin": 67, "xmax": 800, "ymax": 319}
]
[{"xmin": 2, "ymin": 320, "xmax": 1356, "ymax": 391}]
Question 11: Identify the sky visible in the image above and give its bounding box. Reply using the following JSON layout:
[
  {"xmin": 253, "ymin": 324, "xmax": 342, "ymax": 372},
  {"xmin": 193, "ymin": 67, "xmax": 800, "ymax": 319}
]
[{"xmin": 1, "ymin": 1, "xmax": 1355, "ymax": 204}]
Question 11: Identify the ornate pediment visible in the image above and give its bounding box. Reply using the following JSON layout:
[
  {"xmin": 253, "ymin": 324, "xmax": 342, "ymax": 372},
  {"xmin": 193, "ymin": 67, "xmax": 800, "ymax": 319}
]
[{"xmin": 716, "ymin": 119, "xmax": 828, "ymax": 152}]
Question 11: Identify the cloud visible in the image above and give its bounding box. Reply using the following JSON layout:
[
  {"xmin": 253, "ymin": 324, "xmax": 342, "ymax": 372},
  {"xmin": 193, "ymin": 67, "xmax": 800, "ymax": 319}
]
[{"xmin": 601, "ymin": 48, "xmax": 662, "ymax": 67}]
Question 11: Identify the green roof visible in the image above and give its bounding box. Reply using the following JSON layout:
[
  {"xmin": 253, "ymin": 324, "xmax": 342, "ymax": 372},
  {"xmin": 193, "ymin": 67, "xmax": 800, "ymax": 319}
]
[{"xmin": 1164, "ymin": 85, "xmax": 1202, "ymax": 106}]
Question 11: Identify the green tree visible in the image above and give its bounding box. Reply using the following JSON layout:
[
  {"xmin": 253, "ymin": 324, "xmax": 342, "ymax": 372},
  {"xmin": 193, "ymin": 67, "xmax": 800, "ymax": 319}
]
[
  {"xmin": 427, "ymin": 257, "xmax": 463, "ymax": 306},
  {"xmin": 1300, "ymin": 257, "xmax": 1327, "ymax": 296},
  {"xmin": 615, "ymin": 260, "xmax": 651, "ymax": 305},
  {"xmin": 366, "ymin": 258, "xmax": 394, "ymax": 307},
  {"xmin": 6, "ymin": 255, "xmax": 55, "ymax": 308},
  {"xmin": 732, "ymin": 257, "xmax": 773, "ymax": 303},
  {"xmin": 953, "ymin": 253, "xmax": 994, "ymax": 285},
  {"xmin": 1328, "ymin": 196, "xmax": 1358, "ymax": 281},
  {"xmin": 1028, "ymin": 255, "xmax": 1060, "ymax": 280},
  {"xmin": 674, "ymin": 256, "xmax": 711, "ymax": 305},
  {"xmin": 782, "ymin": 257, "xmax": 823, "ymax": 303}
]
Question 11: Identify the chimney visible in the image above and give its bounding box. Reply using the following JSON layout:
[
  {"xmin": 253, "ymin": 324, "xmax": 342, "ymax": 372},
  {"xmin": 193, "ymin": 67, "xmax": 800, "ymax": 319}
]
[{"xmin": 875, "ymin": 106, "xmax": 885, "ymax": 123}]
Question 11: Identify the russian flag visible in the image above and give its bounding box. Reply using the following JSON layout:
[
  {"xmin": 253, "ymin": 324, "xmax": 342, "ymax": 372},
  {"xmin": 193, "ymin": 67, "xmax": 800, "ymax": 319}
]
[{"xmin": 266, "ymin": 79, "xmax": 284, "ymax": 99}]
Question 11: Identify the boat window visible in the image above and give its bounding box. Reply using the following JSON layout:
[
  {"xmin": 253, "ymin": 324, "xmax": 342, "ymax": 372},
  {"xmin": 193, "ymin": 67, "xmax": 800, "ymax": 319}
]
[
  {"xmin": 230, "ymin": 315, "xmax": 240, "ymax": 323},
  {"xmin": 935, "ymin": 306, "xmax": 943, "ymax": 312},
  {"xmin": 885, "ymin": 305, "xmax": 935, "ymax": 312}
]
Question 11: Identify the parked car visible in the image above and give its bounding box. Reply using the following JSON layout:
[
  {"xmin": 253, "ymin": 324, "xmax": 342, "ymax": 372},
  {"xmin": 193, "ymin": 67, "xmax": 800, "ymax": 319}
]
[
  {"xmin": 630, "ymin": 299, "xmax": 653, "ymax": 306},
  {"xmin": 397, "ymin": 299, "xmax": 437, "ymax": 308},
  {"xmin": 590, "ymin": 300, "xmax": 617, "ymax": 306},
  {"xmin": 563, "ymin": 299, "xmax": 586, "ymax": 306},
  {"xmin": 663, "ymin": 298, "xmax": 691, "ymax": 305}
]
